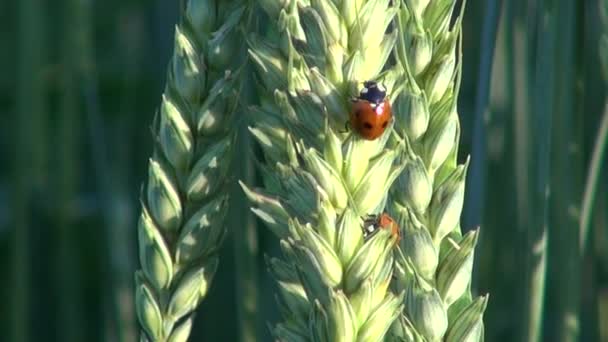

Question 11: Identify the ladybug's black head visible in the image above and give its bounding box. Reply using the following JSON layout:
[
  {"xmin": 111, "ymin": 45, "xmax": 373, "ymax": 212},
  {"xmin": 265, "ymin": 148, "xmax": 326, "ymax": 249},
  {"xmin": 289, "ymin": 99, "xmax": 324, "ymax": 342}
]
[{"xmin": 358, "ymin": 81, "xmax": 386, "ymax": 105}]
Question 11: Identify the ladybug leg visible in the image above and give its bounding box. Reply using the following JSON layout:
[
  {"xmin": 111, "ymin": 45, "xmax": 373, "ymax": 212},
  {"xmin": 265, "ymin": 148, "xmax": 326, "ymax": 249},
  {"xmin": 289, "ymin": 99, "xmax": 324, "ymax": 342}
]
[{"xmin": 339, "ymin": 120, "xmax": 350, "ymax": 134}]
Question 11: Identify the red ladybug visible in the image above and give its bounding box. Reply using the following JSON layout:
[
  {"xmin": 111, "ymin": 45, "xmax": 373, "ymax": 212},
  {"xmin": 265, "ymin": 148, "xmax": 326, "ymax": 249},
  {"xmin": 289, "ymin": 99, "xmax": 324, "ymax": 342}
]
[
  {"xmin": 362, "ymin": 212, "xmax": 401, "ymax": 243},
  {"xmin": 349, "ymin": 81, "xmax": 393, "ymax": 140}
]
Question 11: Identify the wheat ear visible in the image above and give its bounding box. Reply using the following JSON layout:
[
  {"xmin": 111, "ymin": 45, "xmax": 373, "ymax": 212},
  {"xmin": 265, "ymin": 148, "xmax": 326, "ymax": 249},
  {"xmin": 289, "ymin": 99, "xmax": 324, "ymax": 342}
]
[{"xmin": 134, "ymin": 1, "xmax": 247, "ymax": 340}]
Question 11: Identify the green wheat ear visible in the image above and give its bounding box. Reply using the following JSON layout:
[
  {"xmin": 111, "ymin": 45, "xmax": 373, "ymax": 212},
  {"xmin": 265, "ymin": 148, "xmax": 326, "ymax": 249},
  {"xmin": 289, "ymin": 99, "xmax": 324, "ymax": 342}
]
[
  {"xmin": 386, "ymin": 0, "xmax": 488, "ymax": 341},
  {"xmin": 134, "ymin": 0, "xmax": 248, "ymax": 341},
  {"xmin": 243, "ymin": 0, "xmax": 406, "ymax": 340}
]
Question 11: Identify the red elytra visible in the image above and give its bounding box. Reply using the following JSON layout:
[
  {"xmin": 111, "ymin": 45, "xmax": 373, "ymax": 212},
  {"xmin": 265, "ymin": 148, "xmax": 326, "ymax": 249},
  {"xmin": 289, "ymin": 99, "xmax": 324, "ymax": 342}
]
[
  {"xmin": 363, "ymin": 212, "xmax": 401, "ymax": 243},
  {"xmin": 349, "ymin": 81, "xmax": 393, "ymax": 140}
]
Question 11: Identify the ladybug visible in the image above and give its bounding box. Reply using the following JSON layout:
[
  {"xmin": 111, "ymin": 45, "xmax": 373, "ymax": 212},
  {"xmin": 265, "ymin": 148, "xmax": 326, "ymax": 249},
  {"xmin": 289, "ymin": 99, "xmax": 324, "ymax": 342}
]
[
  {"xmin": 349, "ymin": 81, "xmax": 393, "ymax": 140},
  {"xmin": 362, "ymin": 212, "xmax": 401, "ymax": 243}
]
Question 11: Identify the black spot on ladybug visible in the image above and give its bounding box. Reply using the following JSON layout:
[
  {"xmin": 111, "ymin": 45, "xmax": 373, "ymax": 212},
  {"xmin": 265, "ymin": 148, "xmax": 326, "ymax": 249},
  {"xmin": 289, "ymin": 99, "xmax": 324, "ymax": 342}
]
[
  {"xmin": 382, "ymin": 121, "xmax": 388, "ymax": 128},
  {"xmin": 364, "ymin": 122, "xmax": 373, "ymax": 129}
]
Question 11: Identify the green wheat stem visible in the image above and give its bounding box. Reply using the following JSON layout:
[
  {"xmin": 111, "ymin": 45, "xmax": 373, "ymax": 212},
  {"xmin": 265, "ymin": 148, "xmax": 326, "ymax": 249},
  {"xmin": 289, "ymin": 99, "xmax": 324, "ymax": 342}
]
[
  {"xmin": 133, "ymin": 1, "xmax": 248, "ymax": 340},
  {"xmin": 14, "ymin": 0, "xmax": 48, "ymax": 339},
  {"xmin": 522, "ymin": 0, "xmax": 556, "ymax": 340},
  {"xmin": 547, "ymin": 0, "xmax": 583, "ymax": 340},
  {"xmin": 463, "ymin": 0, "xmax": 502, "ymax": 230},
  {"xmin": 57, "ymin": 0, "xmax": 86, "ymax": 340},
  {"xmin": 581, "ymin": 103, "xmax": 608, "ymax": 255},
  {"xmin": 79, "ymin": 0, "xmax": 137, "ymax": 338},
  {"xmin": 582, "ymin": 0, "xmax": 608, "ymax": 256},
  {"xmin": 232, "ymin": 101, "xmax": 259, "ymax": 342}
]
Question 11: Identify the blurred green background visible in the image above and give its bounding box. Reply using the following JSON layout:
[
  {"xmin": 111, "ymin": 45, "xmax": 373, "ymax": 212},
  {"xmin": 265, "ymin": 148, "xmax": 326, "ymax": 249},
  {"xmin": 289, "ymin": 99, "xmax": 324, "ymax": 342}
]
[{"xmin": 2, "ymin": 0, "xmax": 607, "ymax": 341}]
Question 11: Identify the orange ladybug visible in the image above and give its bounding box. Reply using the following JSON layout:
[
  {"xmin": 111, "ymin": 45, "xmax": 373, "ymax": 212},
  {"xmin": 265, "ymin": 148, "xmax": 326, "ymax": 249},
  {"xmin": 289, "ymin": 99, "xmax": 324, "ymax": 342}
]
[
  {"xmin": 349, "ymin": 81, "xmax": 393, "ymax": 140},
  {"xmin": 362, "ymin": 212, "xmax": 401, "ymax": 243}
]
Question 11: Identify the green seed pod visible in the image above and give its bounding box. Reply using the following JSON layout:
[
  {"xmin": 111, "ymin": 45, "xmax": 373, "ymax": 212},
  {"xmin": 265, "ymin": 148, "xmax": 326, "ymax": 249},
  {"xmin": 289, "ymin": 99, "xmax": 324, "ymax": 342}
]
[
  {"xmin": 167, "ymin": 317, "xmax": 192, "ymax": 342},
  {"xmin": 335, "ymin": 209, "xmax": 364, "ymax": 266},
  {"xmin": 344, "ymin": 230, "xmax": 393, "ymax": 294},
  {"xmin": 394, "ymin": 89, "xmax": 430, "ymax": 142},
  {"xmin": 257, "ymin": 0, "xmax": 287, "ymax": 19},
  {"xmin": 445, "ymin": 296, "xmax": 488, "ymax": 342},
  {"xmin": 311, "ymin": 300, "xmax": 331, "ymax": 342},
  {"xmin": 357, "ymin": 0, "xmax": 396, "ymax": 48},
  {"xmin": 392, "ymin": 254, "xmax": 415, "ymax": 294},
  {"xmin": 276, "ymin": 280, "xmax": 310, "ymax": 320},
  {"xmin": 361, "ymin": 31, "xmax": 398, "ymax": 80},
  {"xmin": 207, "ymin": 7, "xmax": 245, "ymax": 70},
  {"xmin": 423, "ymin": 0, "xmax": 456, "ymax": 38},
  {"xmin": 425, "ymin": 53, "xmax": 455, "ymax": 104},
  {"xmin": 299, "ymin": 7, "xmax": 328, "ymax": 70},
  {"xmin": 249, "ymin": 127, "xmax": 288, "ymax": 163},
  {"xmin": 287, "ymin": 62, "xmax": 312, "ymax": 93},
  {"xmin": 159, "ymin": 96, "xmax": 193, "ymax": 171},
  {"xmin": 342, "ymin": 51, "xmax": 365, "ymax": 86},
  {"xmin": 274, "ymin": 322, "xmax": 308, "ymax": 342},
  {"xmin": 135, "ymin": 273, "xmax": 163, "ymax": 340},
  {"xmin": 326, "ymin": 43, "xmax": 345, "ymax": 85},
  {"xmin": 436, "ymin": 230, "xmax": 478, "ymax": 305},
  {"xmin": 429, "ymin": 163, "xmax": 466, "ymax": 243},
  {"xmin": 186, "ymin": 136, "xmax": 233, "ymax": 201},
  {"xmin": 308, "ymin": 68, "xmax": 347, "ymax": 125},
  {"xmin": 343, "ymin": 139, "xmax": 373, "ymax": 191},
  {"xmin": 138, "ymin": 206, "xmax": 174, "ymax": 290},
  {"xmin": 167, "ymin": 317, "xmax": 193, "ymax": 342},
  {"xmin": 283, "ymin": 171, "xmax": 320, "ymax": 222},
  {"xmin": 170, "ymin": 27, "xmax": 203, "ymax": 105},
  {"xmin": 197, "ymin": 74, "xmax": 238, "ymax": 135},
  {"xmin": 239, "ymin": 181, "xmax": 291, "ymax": 238},
  {"xmin": 301, "ymin": 147, "xmax": 348, "ymax": 210},
  {"xmin": 146, "ymin": 159, "xmax": 182, "ymax": 233},
  {"xmin": 324, "ymin": 126, "xmax": 344, "ymax": 174},
  {"xmin": 167, "ymin": 258, "xmax": 218, "ymax": 322},
  {"xmin": 401, "ymin": 213, "xmax": 438, "ymax": 279},
  {"xmin": 424, "ymin": 111, "xmax": 457, "ymax": 173},
  {"xmin": 267, "ymin": 256, "xmax": 298, "ymax": 282},
  {"xmin": 341, "ymin": 0, "xmax": 366, "ymax": 28},
  {"xmin": 353, "ymin": 150, "xmax": 400, "ymax": 214},
  {"xmin": 316, "ymin": 199, "xmax": 338, "ymax": 247},
  {"xmin": 357, "ymin": 293, "xmax": 404, "ymax": 342},
  {"xmin": 390, "ymin": 314, "xmax": 425, "ymax": 342},
  {"xmin": 405, "ymin": 0, "xmax": 431, "ymax": 18},
  {"xmin": 349, "ymin": 279, "xmax": 373, "ymax": 326},
  {"xmin": 326, "ymin": 291, "xmax": 358, "ymax": 342},
  {"xmin": 294, "ymin": 249, "xmax": 332, "ymax": 305},
  {"xmin": 248, "ymin": 40, "xmax": 288, "ymax": 90},
  {"xmin": 185, "ymin": 0, "xmax": 217, "ymax": 38},
  {"xmin": 406, "ymin": 26, "xmax": 433, "ymax": 76},
  {"xmin": 369, "ymin": 252, "xmax": 394, "ymax": 308},
  {"xmin": 289, "ymin": 92, "xmax": 325, "ymax": 137},
  {"xmin": 311, "ymin": 0, "xmax": 347, "ymax": 47},
  {"xmin": 294, "ymin": 221, "xmax": 344, "ymax": 287},
  {"xmin": 395, "ymin": 155, "xmax": 432, "ymax": 212},
  {"xmin": 176, "ymin": 196, "xmax": 229, "ymax": 264},
  {"xmin": 405, "ymin": 277, "xmax": 448, "ymax": 341}
]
